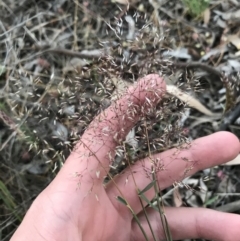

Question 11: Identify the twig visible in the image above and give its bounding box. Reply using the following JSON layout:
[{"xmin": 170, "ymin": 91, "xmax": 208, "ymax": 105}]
[
  {"xmin": 73, "ymin": 0, "xmax": 79, "ymax": 50},
  {"xmin": 165, "ymin": 61, "xmax": 223, "ymax": 78},
  {"xmin": 215, "ymin": 200, "xmax": 240, "ymax": 213},
  {"xmin": 219, "ymin": 102, "xmax": 240, "ymax": 130},
  {"xmin": 33, "ymin": 45, "xmax": 106, "ymax": 59}
]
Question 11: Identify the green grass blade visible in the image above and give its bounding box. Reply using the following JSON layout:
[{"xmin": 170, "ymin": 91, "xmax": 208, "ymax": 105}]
[
  {"xmin": 117, "ymin": 195, "xmax": 150, "ymax": 241},
  {"xmin": 138, "ymin": 190, "xmax": 159, "ymax": 212},
  {"xmin": 116, "ymin": 196, "xmax": 128, "ymax": 206},
  {"xmin": 138, "ymin": 180, "xmax": 156, "ymax": 195},
  {"xmin": 0, "ymin": 180, "xmax": 22, "ymax": 221}
]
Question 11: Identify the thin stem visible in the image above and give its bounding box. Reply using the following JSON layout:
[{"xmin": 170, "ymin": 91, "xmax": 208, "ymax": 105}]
[{"xmin": 81, "ymin": 139, "xmax": 150, "ymax": 241}]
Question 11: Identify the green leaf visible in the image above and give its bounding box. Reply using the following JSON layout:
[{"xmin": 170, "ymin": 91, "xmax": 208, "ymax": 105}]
[
  {"xmin": 138, "ymin": 180, "xmax": 156, "ymax": 195},
  {"xmin": 139, "ymin": 191, "xmax": 160, "ymax": 212},
  {"xmin": 204, "ymin": 195, "xmax": 219, "ymax": 206},
  {"xmin": 116, "ymin": 196, "xmax": 128, "ymax": 206}
]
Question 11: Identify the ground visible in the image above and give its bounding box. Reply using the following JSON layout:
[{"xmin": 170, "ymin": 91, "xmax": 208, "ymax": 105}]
[{"xmin": 1, "ymin": 0, "xmax": 240, "ymax": 240}]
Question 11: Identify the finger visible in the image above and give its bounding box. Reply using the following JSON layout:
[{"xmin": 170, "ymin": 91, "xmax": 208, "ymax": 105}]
[
  {"xmin": 107, "ymin": 132, "xmax": 240, "ymax": 214},
  {"xmin": 52, "ymin": 74, "xmax": 166, "ymax": 191},
  {"xmin": 131, "ymin": 207, "xmax": 240, "ymax": 241}
]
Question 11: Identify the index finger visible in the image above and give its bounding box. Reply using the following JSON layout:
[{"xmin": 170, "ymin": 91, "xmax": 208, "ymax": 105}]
[{"xmin": 58, "ymin": 74, "xmax": 166, "ymax": 189}]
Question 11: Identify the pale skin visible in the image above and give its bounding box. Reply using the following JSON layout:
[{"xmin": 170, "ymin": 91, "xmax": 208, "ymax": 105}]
[{"xmin": 11, "ymin": 74, "xmax": 240, "ymax": 241}]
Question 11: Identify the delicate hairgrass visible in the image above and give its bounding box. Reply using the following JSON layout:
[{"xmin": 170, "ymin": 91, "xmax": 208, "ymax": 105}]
[{"xmin": 0, "ymin": 1, "xmax": 213, "ymax": 240}]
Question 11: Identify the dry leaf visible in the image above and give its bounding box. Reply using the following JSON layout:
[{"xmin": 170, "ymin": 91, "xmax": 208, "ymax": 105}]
[
  {"xmin": 217, "ymin": 176, "xmax": 236, "ymax": 193},
  {"xmin": 125, "ymin": 128, "xmax": 138, "ymax": 149},
  {"xmin": 200, "ymin": 46, "xmax": 227, "ymax": 61},
  {"xmin": 203, "ymin": 8, "xmax": 211, "ymax": 25},
  {"xmin": 63, "ymin": 58, "xmax": 88, "ymax": 74},
  {"xmin": 214, "ymin": 9, "xmax": 240, "ymax": 21},
  {"xmin": 220, "ymin": 59, "xmax": 240, "ymax": 74},
  {"xmin": 111, "ymin": 77, "xmax": 131, "ymax": 101},
  {"xmin": 226, "ymin": 34, "xmax": 240, "ymax": 50},
  {"xmin": 173, "ymin": 186, "xmax": 182, "ymax": 207},
  {"xmin": 190, "ymin": 116, "xmax": 219, "ymax": 129},
  {"xmin": 51, "ymin": 121, "xmax": 68, "ymax": 141},
  {"xmin": 111, "ymin": 0, "xmax": 129, "ymax": 4},
  {"xmin": 111, "ymin": 78, "xmax": 218, "ymax": 117},
  {"xmin": 125, "ymin": 15, "xmax": 135, "ymax": 40},
  {"xmin": 166, "ymin": 85, "xmax": 217, "ymax": 116},
  {"xmin": 199, "ymin": 178, "xmax": 208, "ymax": 203},
  {"xmin": 163, "ymin": 48, "xmax": 192, "ymax": 60}
]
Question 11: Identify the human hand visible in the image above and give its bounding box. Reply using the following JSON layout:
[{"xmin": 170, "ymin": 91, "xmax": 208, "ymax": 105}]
[{"xmin": 10, "ymin": 74, "xmax": 240, "ymax": 241}]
